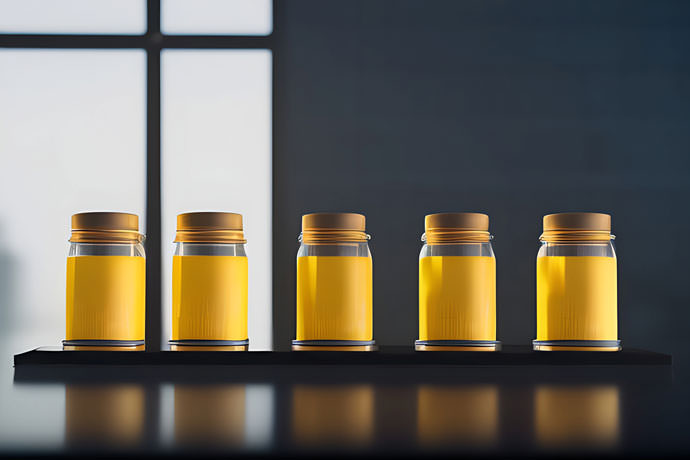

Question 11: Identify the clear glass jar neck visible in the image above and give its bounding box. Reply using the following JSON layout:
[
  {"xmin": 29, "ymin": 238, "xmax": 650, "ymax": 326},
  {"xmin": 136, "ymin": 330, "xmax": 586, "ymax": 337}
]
[
  {"xmin": 537, "ymin": 240, "xmax": 616, "ymax": 257},
  {"xmin": 420, "ymin": 242, "xmax": 494, "ymax": 258},
  {"xmin": 297, "ymin": 241, "xmax": 371, "ymax": 257},
  {"xmin": 68, "ymin": 242, "xmax": 145, "ymax": 257},
  {"xmin": 174, "ymin": 242, "xmax": 247, "ymax": 256}
]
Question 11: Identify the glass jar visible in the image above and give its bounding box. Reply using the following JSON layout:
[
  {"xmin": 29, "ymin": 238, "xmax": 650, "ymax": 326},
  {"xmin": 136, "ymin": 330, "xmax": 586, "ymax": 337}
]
[
  {"xmin": 293, "ymin": 213, "xmax": 374, "ymax": 351},
  {"xmin": 170, "ymin": 212, "xmax": 249, "ymax": 351},
  {"xmin": 416, "ymin": 213, "xmax": 499, "ymax": 351},
  {"xmin": 65, "ymin": 212, "xmax": 146, "ymax": 351},
  {"xmin": 533, "ymin": 212, "xmax": 620, "ymax": 351}
]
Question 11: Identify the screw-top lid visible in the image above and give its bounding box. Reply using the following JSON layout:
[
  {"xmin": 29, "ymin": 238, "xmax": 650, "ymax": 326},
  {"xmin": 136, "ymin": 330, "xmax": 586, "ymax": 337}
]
[
  {"xmin": 541, "ymin": 212, "xmax": 612, "ymax": 242},
  {"xmin": 423, "ymin": 212, "xmax": 490, "ymax": 244},
  {"xmin": 302, "ymin": 213, "xmax": 365, "ymax": 232},
  {"xmin": 70, "ymin": 212, "xmax": 143, "ymax": 243},
  {"xmin": 300, "ymin": 212, "xmax": 368, "ymax": 244},
  {"xmin": 174, "ymin": 212, "xmax": 246, "ymax": 244}
]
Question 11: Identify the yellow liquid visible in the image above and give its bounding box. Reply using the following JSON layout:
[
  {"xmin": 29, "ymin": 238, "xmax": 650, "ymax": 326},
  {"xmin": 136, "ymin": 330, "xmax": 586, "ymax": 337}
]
[
  {"xmin": 66, "ymin": 256, "xmax": 145, "ymax": 341},
  {"xmin": 536, "ymin": 256, "xmax": 617, "ymax": 341},
  {"xmin": 172, "ymin": 255, "xmax": 248, "ymax": 341},
  {"xmin": 296, "ymin": 256, "xmax": 372, "ymax": 341},
  {"xmin": 419, "ymin": 256, "xmax": 496, "ymax": 341}
]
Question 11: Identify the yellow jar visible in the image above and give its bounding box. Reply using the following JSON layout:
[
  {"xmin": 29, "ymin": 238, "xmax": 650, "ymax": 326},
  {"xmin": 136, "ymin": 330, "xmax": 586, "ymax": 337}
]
[
  {"xmin": 65, "ymin": 212, "xmax": 145, "ymax": 351},
  {"xmin": 170, "ymin": 212, "xmax": 249, "ymax": 351},
  {"xmin": 416, "ymin": 213, "xmax": 499, "ymax": 351},
  {"xmin": 534, "ymin": 212, "xmax": 620, "ymax": 351},
  {"xmin": 293, "ymin": 213, "xmax": 374, "ymax": 351}
]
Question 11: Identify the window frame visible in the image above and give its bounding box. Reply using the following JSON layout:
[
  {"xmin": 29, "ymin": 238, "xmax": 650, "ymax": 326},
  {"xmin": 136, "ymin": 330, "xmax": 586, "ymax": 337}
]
[{"xmin": 0, "ymin": 0, "xmax": 276, "ymax": 351}]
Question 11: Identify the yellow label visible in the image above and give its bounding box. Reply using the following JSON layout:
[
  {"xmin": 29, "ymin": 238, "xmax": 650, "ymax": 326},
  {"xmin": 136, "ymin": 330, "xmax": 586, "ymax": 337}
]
[
  {"xmin": 66, "ymin": 256, "xmax": 145, "ymax": 341},
  {"xmin": 296, "ymin": 256, "xmax": 372, "ymax": 341},
  {"xmin": 419, "ymin": 256, "xmax": 496, "ymax": 341},
  {"xmin": 537, "ymin": 256, "xmax": 617, "ymax": 341},
  {"xmin": 172, "ymin": 255, "xmax": 248, "ymax": 341}
]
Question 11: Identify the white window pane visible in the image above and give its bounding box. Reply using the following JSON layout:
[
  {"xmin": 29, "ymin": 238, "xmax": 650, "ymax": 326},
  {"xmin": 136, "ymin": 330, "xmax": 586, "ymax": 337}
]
[
  {"xmin": 0, "ymin": 0, "xmax": 146, "ymax": 34},
  {"xmin": 0, "ymin": 50, "xmax": 146, "ymax": 346},
  {"xmin": 162, "ymin": 0, "xmax": 272, "ymax": 35},
  {"xmin": 162, "ymin": 50, "xmax": 272, "ymax": 350}
]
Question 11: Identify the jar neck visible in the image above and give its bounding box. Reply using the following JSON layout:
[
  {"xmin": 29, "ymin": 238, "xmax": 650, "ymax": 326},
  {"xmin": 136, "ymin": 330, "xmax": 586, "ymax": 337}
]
[
  {"xmin": 420, "ymin": 242, "xmax": 494, "ymax": 257},
  {"xmin": 174, "ymin": 242, "xmax": 246, "ymax": 256},
  {"xmin": 298, "ymin": 241, "xmax": 370, "ymax": 257},
  {"xmin": 538, "ymin": 240, "xmax": 616, "ymax": 257},
  {"xmin": 69, "ymin": 242, "xmax": 145, "ymax": 257}
]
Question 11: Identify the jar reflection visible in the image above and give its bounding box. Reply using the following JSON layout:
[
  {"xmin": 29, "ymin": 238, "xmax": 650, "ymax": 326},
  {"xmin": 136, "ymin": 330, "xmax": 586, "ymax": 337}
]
[
  {"xmin": 534, "ymin": 385, "xmax": 620, "ymax": 449},
  {"xmin": 416, "ymin": 385, "xmax": 499, "ymax": 447},
  {"xmin": 174, "ymin": 385, "xmax": 245, "ymax": 446},
  {"xmin": 65, "ymin": 385, "xmax": 145, "ymax": 447},
  {"xmin": 291, "ymin": 385, "xmax": 374, "ymax": 447}
]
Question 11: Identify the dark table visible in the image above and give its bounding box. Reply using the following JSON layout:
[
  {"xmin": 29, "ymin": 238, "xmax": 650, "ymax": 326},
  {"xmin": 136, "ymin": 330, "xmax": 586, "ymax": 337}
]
[{"xmin": 2, "ymin": 345, "xmax": 686, "ymax": 457}]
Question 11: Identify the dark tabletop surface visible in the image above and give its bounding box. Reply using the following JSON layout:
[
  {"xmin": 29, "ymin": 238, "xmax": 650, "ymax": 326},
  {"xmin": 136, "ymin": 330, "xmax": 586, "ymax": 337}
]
[{"xmin": 1, "ymin": 339, "xmax": 689, "ymax": 458}]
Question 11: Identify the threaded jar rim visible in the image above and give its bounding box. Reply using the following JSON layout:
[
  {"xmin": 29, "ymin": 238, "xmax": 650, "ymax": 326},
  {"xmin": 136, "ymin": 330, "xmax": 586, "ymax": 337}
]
[
  {"xmin": 422, "ymin": 212, "xmax": 491, "ymax": 244},
  {"xmin": 300, "ymin": 212, "xmax": 369, "ymax": 244},
  {"xmin": 174, "ymin": 211, "xmax": 246, "ymax": 244},
  {"xmin": 540, "ymin": 212, "xmax": 613, "ymax": 243}
]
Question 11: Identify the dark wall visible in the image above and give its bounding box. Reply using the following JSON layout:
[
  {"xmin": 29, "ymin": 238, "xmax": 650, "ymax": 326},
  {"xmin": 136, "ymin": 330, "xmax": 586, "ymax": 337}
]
[{"xmin": 273, "ymin": 0, "xmax": 690, "ymax": 352}]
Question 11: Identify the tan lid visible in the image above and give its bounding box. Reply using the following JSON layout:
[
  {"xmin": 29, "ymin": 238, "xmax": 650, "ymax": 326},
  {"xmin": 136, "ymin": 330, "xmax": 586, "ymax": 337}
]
[
  {"xmin": 70, "ymin": 212, "xmax": 143, "ymax": 243},
  {"xmin": 423, "ymin": 212, "xmax": 490, "ymax": 244},
  {"xmin": 174, "ymin": 212, "xmax": 246, "ymax": 244},
  {"xmin": 301, "ymin": 212, "xmax": 368, "ymax": 244},
  {"xmin": 302, "ymin": 213, "xmax": 365, "ymax": 232},
  {"xmin": 543, "ymin": 212, "xmax": 611, "ymax": 232},
  {"xmin": 425, "ymin": 213, "xmax": 489, "ymax": 232},
  {"xmin": 541, "ymin": 212, "xmax": 612, "ymax": 242}
]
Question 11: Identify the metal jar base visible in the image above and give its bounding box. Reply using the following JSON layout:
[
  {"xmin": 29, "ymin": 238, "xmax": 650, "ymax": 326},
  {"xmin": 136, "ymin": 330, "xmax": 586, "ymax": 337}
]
[
  {"xmin": 62, "ymin": 339, "xmax": 145, "ymax": 351},
  {"xmin": 415, "ymin": 340, "xmax": 501, "ymax": 352},
  {"xmin": 532, "ymin": 340, "xmax": 621, "ymax": 352},
  {"xmin": 168, "ymin": 339, "xmax": 249, "ymax": 351},
  {"xmin": 291, "ymin": 339, "xmax": 376, "ymax": 351}
]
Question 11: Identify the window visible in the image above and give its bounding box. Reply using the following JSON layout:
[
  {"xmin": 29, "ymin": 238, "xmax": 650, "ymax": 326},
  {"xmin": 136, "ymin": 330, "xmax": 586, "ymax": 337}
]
[
  {"xmin": 162, "ymin": 50, "xmax": 272, "ymax": 350},
  {"xmin": 0, "ymin": 0, "xmax": 147, "ymax": 35},
  {"xmin": 161, "ymin": 0, "xmax": 272, "ymax": 35},
  {"xmin": 0, "ymin": 0, "xmax": 273, "ymax": 351}
]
